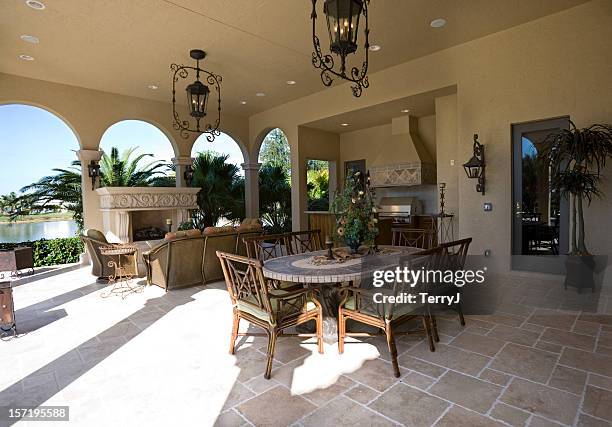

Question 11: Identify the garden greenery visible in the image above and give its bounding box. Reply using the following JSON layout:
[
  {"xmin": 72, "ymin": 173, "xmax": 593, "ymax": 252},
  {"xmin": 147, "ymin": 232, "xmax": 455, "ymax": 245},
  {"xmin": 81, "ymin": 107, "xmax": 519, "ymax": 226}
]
[{"xmin": 0, "ymin": 237, "xmax": 84, "ymax": 267}]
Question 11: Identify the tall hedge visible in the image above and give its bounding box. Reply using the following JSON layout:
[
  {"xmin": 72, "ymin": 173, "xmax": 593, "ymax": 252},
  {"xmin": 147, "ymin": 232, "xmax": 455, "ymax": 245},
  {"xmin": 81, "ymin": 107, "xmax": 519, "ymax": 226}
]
[{"xmin": 0, "ymin": 237, "xmax": 83, "ymax": 267}]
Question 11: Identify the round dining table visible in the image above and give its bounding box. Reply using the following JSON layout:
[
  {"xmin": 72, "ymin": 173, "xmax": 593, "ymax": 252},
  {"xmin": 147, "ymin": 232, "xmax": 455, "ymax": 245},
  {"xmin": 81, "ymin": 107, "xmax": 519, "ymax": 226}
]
[{"xmin": 262, "ymin": 245, "xmax": 422, "ymax": 343}]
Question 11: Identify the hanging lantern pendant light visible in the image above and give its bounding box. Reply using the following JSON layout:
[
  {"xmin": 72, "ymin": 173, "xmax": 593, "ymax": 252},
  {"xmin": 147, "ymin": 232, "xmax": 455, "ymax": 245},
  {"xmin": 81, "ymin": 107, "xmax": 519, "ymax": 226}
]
[
  {"xmin": 171, "ymin": 49, "xmax": 222, "ymax": 141},
  {"xmin": 312, "ymin": 0, "xmax": 370, "ymax": 97}
]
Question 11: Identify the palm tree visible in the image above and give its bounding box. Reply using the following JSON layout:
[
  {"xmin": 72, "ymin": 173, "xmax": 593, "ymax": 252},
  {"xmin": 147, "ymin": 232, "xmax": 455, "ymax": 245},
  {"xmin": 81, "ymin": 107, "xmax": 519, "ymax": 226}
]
[
  {"xmin": 190, "ymin": 151, "xmax": 244, "ymax": 228},
  {"xmin": 99, "ymin": 147, "xmax": 168, "ymax": 186},
  {"xmin": 19, "ymin": 146, "xmax": 171, "ymax": 229},
  {"xmin": 0, "ymin": 192, "xmax": 21, "ymax": 216},
  {"xmin": 540, "ymin": 121, "xmax": 612, "ymax": 255},
  {"xmin": 19, "ymin": 162, "xmax": 84, "ymax": 227},
  {"xmin": 259, "ymin": 164, "xmax": 292, "ymax": 233}
]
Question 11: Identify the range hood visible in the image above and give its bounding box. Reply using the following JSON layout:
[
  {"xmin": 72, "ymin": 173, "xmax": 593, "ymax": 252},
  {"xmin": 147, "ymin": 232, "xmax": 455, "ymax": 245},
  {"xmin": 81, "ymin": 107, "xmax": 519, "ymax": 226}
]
[{"xmin": 369, "ymin": 115, "xmax": 437, "ymax": 187}]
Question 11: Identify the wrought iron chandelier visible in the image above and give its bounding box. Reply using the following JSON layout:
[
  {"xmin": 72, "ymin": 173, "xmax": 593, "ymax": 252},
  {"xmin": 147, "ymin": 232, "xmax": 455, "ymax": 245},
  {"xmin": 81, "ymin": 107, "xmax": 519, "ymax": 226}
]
[
  {"xmin": 311, "ymin": 0, "xmax": 370, "ymax": 97},
  {"xmin": 171, "ymin": 49, "xmax": 222, "ymax": 141}
]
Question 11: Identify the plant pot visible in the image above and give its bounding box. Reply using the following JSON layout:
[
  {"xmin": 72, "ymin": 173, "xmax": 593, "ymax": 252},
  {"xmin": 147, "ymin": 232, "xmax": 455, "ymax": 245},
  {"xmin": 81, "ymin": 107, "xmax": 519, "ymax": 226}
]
[
  {"xmin": 564, "ymin": 254, "xmax": 596, "ymax": 293},
  {"xmin": 346, "ymin": 238, "xmax": 361, "ymax": 254}
]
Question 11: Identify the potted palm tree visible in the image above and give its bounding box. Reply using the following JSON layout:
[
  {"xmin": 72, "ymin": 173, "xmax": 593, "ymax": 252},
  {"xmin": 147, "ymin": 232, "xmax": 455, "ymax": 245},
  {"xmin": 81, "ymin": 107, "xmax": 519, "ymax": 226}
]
[{"xmin": 540, "ymin": 121, "xmax": 612, "ymax": 292}]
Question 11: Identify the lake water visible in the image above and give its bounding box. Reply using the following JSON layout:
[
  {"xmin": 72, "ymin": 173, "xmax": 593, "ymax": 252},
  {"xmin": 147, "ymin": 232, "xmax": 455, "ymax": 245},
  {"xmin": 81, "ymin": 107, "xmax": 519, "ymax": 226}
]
[{"xmin": 0, "ymin": 220, "xmax": 79, "ymax": 243}]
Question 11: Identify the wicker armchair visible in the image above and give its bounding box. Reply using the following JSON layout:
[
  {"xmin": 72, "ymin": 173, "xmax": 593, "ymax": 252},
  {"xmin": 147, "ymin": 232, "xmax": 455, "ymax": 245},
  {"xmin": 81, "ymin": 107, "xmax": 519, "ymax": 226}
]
[
  {"xmin": 338, "ymin": 247, "xmax": 440, "ymax": 377},
  {"xmin": 80, "ymin": 229, "xmax": 138, "ymax": 279},
  {"xmin": 217, "ymin": 251, "xmax": 323, "ymax": 379}
]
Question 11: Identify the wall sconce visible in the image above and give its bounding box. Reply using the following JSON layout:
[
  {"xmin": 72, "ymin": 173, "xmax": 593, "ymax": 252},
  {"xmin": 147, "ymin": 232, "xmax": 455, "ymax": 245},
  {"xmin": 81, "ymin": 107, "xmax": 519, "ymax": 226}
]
[
  {"xmin": 87, "ymin": 160, "xmax": 100, "ymax": 191},
  {"xmin": 463, "ymin": 134, "xmax": 485, "ymax": 195},
  {"xmin": 183, "ymin": 164, "xmax": 194, "ymax": 186}
]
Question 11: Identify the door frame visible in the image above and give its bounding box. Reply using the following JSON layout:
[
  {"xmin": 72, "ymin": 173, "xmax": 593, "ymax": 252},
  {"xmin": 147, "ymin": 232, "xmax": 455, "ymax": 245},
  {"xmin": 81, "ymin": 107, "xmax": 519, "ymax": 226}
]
[{"xmin": 511, "ymin": 116, "xmax": 570, "ymax": 272}]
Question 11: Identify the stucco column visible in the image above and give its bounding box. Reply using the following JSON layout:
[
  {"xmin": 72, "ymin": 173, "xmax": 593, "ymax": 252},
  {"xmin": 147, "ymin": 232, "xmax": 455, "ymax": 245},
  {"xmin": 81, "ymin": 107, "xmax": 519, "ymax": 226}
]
[
  {"xmin": 76, "ymin": 149, "xmax": 104, "ymax": 232},
  {"xmin": 172, "ymin": 156, "xmax": 194, "ymax": 188},
  {"xmin": 241, "ymin": 162, "xmax": 261, "ymax": 219}
]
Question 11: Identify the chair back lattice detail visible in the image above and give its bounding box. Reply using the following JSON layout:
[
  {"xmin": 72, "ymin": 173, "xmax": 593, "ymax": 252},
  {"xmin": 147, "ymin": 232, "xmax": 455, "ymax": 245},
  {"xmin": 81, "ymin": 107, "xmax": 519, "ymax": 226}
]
[
  {"xmin": 289, "ymin": 230, "xmax": 322, "ymax": 254},
  {"xmin": 392, "ymin": 228, "xmax": 435, "ymax": 249},
  {"xmin": 438, "ymin": 238, "xmax": 471, "ymax": 272},
  {"xmin": 243, "ymin": 234, "xmax": 292, "ymax": 261}
]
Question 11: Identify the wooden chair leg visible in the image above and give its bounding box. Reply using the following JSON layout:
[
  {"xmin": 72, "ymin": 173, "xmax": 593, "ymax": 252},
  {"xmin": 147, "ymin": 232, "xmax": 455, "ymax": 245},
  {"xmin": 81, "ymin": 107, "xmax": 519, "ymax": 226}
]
[
  {"xmin": 422, "ymin": 316, "xmax": 436, "ymax": 352},
  {"xmin": 317, "ymin": 313, "xmax": 324, "ymax": 354},
  {"xmin": 229, "ymin": 311, "xmax": 240, "ymax": 355},
  {"xmin": 431, "ymin": 314, "xmax": 440, "ymax": 342},
  {"xmin": 457, "ymin": 302, "xmax": 466, "ymax": 326},
  {"xmin": 385, "ymin": 325, "xmax": 400, "ymax": 377},
  {"xmin": 338, "ymin": 310, "xmax": 345, "ymax": 354},
  {"xmin": 264, "ymin": 329, "xmax": 277, "ymax": 379}
]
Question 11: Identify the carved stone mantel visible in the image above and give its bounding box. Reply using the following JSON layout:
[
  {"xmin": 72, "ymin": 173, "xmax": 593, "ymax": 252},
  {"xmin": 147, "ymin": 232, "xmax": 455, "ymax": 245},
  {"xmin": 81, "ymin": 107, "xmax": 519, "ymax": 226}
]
[
  {"xmin": 96, "ymin": 187, "xmax": 200, "ymax": 211},
  {"xmin": 95, "ymin": 187, "xmax": 200, "ymax": 243}
]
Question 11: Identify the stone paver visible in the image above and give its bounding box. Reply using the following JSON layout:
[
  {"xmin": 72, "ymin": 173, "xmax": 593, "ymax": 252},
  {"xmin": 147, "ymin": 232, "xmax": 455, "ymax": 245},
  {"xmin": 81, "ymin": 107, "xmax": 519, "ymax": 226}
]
[{"xmin": 1, "ymin": 267, "xmax": 609, "ymax": 426}]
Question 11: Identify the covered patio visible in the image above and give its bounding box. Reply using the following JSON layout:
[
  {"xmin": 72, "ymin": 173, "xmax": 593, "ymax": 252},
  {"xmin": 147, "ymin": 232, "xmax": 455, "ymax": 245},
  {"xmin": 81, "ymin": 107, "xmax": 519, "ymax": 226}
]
[{"xmin": 1, "ymin": 0, "xmax": 612, "ymax": 426}]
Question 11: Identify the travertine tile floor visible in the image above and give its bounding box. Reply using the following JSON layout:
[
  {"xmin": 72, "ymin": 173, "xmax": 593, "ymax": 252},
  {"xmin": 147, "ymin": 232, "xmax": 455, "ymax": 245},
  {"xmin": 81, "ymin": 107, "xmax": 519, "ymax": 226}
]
[{"xmin": 1, "ymin": 268, "xmax": 611, "ymax": 426}]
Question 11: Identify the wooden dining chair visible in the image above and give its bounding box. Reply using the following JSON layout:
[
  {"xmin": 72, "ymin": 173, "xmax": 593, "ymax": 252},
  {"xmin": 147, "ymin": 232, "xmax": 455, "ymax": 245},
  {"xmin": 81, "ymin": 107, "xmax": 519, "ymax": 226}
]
[
  {"xmin": 391, "ymin": 228, "xmax": 435, "ymax": 249},
  {"xmin": 217, "ymin": 251, "xmax": 323, "ymax": 379},
  {"xmin": 242, "ymin": 233, "xmax": 292, "ymax": 261},
  {"xmin": 338, "ymin": 247, "xmax": 441, "ymax": 377},
  {"xmin": 427, "ymin": 237, "xmax": 472, "ymax": 342},
  {"xmin": 289, "ymin": 230, "xmax": 323, "ymax": 254}
]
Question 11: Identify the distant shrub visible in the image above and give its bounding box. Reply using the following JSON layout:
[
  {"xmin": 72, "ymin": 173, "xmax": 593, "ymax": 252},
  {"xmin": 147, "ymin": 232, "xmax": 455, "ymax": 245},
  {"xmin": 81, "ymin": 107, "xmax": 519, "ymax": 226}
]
[{"xmin": 0, "ymin": 237, "xmax": 83, "ymax": 267}]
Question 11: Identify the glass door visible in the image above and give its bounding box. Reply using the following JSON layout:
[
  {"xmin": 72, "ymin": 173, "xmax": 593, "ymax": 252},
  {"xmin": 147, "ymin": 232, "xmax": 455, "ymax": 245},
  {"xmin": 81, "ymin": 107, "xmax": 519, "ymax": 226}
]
[{"xmin": 511, "ymin": 117, "xmax": 569, "ymax": 273}]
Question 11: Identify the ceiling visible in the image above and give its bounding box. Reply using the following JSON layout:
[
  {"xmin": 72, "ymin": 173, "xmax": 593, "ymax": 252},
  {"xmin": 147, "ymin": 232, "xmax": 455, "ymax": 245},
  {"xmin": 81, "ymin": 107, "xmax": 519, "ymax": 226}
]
[
  {"xmin": 303, "ymin": 85, "xmax": 456, "ymax": 133},
  {"xmin": 0, "ymin": 0, "xmax": 588, "ymax": 117}
]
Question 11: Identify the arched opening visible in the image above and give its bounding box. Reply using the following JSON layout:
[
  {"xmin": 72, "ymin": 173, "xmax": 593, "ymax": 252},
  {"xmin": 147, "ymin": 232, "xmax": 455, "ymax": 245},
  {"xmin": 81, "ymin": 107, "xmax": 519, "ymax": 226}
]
[
  {"xmin": 189, "ymin": 132, "xmax": 246, "ymax": 228},
  {"xmin": 99, "ymin": 120, "xmax": 175, "ymax": 187},
  {"xmin": 257, "ymin": 128, "xmax": 292, "ymax": 233},
  {"xmin": 0, "ymin": 104, "xmax": 80, "ymax": 242}
]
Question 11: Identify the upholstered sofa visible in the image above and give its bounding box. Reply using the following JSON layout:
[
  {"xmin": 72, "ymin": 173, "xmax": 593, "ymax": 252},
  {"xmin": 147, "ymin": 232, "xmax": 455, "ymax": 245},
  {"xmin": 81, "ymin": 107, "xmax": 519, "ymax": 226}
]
[
  {"xmin": 142, "ymin": 225, "xmax": 263, "ymax": 291},
  {"xmin": 80, "ymin": 229, "xmax": 139, "ymax": 279}
]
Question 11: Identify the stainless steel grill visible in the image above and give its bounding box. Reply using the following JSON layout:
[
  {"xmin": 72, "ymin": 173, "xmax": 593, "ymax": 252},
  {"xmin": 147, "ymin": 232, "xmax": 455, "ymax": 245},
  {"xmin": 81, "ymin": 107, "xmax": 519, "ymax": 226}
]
[{"xmin": 377, "ymin": 197, "xmax": 422, "ymax": 223}]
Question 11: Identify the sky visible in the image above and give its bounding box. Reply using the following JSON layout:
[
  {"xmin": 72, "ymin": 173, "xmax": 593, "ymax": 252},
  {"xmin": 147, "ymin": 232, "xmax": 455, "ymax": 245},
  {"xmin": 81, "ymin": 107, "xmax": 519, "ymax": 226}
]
[{"xmin": 0, "ymin": 104, "xmax": 245, "ymax": 195}]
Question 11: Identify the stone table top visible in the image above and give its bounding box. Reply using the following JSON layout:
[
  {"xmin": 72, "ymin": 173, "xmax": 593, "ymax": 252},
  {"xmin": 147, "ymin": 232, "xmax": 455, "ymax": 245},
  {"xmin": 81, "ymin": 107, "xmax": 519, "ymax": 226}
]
[{"xmin": 262, "ymin": 245, "xmax": 422, "ymax": 284}]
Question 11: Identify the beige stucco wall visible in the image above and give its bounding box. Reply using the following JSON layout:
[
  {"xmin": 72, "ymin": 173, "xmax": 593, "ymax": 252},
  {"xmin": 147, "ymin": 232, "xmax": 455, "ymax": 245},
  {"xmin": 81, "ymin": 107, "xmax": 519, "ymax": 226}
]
[
  {"xmin": 249, "ymin": 0, "xmax": 612, "ymax": 271},
  {"xmin": 435, "ymin": 94, "xmax": 459, "ymax": 224}
]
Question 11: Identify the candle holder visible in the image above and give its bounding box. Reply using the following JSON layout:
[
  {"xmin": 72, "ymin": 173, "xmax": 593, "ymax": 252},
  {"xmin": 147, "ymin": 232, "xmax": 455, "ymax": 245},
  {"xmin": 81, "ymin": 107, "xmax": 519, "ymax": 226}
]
[
  {"xmin": 166, "ymin": 218, "xmax": 173, "ymax": 233},
  {"xmin": 439, "ymin": 182, "xmax": 446, "ymax": 214},
  {"xmin": 325, "ymin": 236, "xmax": 334, "ymax": 260}
]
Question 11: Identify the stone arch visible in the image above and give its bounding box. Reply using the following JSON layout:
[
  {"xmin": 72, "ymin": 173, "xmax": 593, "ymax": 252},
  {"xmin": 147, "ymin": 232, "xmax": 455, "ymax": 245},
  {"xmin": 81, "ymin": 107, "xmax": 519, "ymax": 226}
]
[
  {"xmin": 251, "ymin": 126, "xmax": 291, "ymax": 164},
  {"xmin": 98, "ymin": 118, "xmax": 179, "ymax": 159},
  {"xmin": 0, "ymin": 101, "xmax": 82, "ymax": 147},
  {"xmin": 190, "ymin": 129, "xmax": 249, "ymax": 165}
]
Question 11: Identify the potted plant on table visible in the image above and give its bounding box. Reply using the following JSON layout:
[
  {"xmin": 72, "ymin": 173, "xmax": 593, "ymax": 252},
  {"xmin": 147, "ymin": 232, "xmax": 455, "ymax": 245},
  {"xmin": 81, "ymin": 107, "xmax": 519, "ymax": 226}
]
[
  {"xmin": 540, "ymin": 121, "xmax": 612, "ymax": 292},
  {"xmin": 331, "ymin": 171, "xmax": 378, "ymax": 254}
]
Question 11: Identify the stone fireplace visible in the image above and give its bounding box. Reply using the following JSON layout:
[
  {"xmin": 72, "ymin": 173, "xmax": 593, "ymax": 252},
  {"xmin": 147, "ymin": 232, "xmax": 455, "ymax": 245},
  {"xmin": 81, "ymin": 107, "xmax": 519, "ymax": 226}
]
[{"xmin": 96, "ymin": 187, "xmax": 200, "ymax": 243}]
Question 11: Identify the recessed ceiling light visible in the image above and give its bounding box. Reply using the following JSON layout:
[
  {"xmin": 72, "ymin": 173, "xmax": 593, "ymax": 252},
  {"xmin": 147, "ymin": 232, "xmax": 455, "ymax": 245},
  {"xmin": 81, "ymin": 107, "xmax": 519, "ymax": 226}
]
[
  {"xmin": 25, "ymin": 0, "xmax": 45, "ymax": 10},
  {"xmin": 20, "ymin": 34, "xmax": 39, "ymax": 44},
  {"xmin": 240, "ymin": 100, "xmax": 247, "ymax": 105},
  {"xmin": 340, "ymin": 123, "xmax": 349, "ymax": 127},
  {"xmin": 19, "ymin": 54, "xmax": 34, "ymax": 61},
  {"xmin": 255, "ymin": 92, "xmax": 266, "ymax": 97},
  {"xmin": 400, "ymin": 109, "xmax": 411, "ymax": 113},
  {"xmin": 147, "ymin": 84, "xmax": 158, "ymax": 90},
  {"xmin": 286, "ymin": 80, "xmax": 296, "ymax": 85},
  {"xmin": 430, "ymin": 18, "xmax": 446, "ymax": 28},
  {"xmin": 369, "ymin": 45, "xmax": 381, "ymax": 52}
]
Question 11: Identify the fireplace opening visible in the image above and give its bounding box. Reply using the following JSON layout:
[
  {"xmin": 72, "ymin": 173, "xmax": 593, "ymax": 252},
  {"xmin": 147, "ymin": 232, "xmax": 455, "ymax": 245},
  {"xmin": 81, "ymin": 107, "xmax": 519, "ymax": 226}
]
[
  {"xmin": 133, "ymin": 227, "xmax": 166, "ymax": 241},
  {"xmin": 130, "ymin": 209, "xmax": 173, "ymax": 242}
]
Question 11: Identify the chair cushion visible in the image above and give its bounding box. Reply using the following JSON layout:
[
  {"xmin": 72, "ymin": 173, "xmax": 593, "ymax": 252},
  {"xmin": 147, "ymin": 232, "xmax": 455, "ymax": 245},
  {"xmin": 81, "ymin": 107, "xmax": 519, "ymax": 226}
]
[
  {"xmin": 203, "ymin": 226, "xmax": 235, "ymax": 235},
  {"xmin": 237, "ymin": 290, "xmax": 317, "ymax": 323},
  {"xmin": 85, "ymin": 229, "xmax": 107, "ymax": 243}
]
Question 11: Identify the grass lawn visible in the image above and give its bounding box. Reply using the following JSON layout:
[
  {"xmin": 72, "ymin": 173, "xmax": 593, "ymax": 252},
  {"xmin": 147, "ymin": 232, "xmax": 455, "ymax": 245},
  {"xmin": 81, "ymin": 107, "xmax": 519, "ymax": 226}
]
[{"xmin": 0, "ymin": 211, "xmax": 73, "ymax": 224}]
